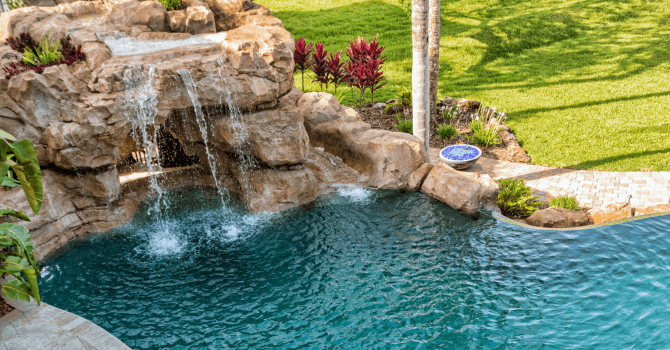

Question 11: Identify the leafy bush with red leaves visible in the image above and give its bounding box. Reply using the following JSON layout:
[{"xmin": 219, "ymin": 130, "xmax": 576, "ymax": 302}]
[
  {"xmin": 3, "ymin": 33, "xmax": 86, "ymax": 79},
  {"xmin": 293, "ymin": 37, "xmax": 313, "ymax": 92},
  {"xmin": 344, "ymin": 35, "xmax": 386, "ymax": 105},
  {"xmin": 310, "ymin": 42, "xmax": 329, "ymax": 90},
  {"xmin": 326, "ymin": 51, "xmax": 345, "ymax": 93}
]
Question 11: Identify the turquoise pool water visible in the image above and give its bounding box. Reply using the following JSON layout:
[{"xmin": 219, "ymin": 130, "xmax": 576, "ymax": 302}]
[{"xmin": 39, "ymin": 187, "xmax": 670, "ymax": 349}]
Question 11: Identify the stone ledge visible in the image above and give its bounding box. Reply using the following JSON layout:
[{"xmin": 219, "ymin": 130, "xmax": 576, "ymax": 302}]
[{"xmin": 0, "ymin": 278, "xmax": 131, "ymax": 350}]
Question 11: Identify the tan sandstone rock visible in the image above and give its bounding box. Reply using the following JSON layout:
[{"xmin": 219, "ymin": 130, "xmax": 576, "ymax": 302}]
[
  {"xmin": 298, "ymin": 92, "xmax": 427, "ymax": 189},
  {"xmin": 106, "ymin": 1, "xmax": 167, "ymax": 32},
  {"xmin": 407, "ymin": 163, "xmax": 433, "ymax": 191},
  {"xmin": 167, "ymin": 4, "xmax": 216, "ymax": 34},
  {"xmin": 420, "ymin": 162, "xmax": 500, "ymax": 216},
  {"xmin": 587, "ymin": 202, "xmax": 634, "ymax": 225},
  {"xmin": 526, "ymin": 207, "xmax": 589, "ymax": 228}
]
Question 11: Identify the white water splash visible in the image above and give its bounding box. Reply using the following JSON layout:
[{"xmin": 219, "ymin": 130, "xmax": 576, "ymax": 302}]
[{"xmin": 335, "ymin": 185, "xmax": 373, "ymax": 202}]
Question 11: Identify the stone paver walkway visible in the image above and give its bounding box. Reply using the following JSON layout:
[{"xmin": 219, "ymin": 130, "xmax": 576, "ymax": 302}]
[
  {"xmin": 1, "ymin": 292, "xmax": 131, "ymax": 350},
  {"xmin": 430, "ymin": 148, "xmax": 670, "ymax": 210}
]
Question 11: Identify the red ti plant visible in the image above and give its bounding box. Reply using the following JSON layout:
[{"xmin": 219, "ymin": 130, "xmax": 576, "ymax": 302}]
[
  {"xmin": 310, "ymin": 42, "xmax": 329, "ymax": 91},
  {"xmin": 293, "ymin": 37, "xmax": 313, "ymax": 92},
  {"xmin": 326, "ymin": 51, "xmax": 345, "ymax": 93},
  {"xmin": 344, "ymin": 34, "xmax": 386, "ymax": 105}
]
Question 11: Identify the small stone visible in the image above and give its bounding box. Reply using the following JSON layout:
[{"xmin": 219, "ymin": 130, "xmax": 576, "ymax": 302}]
[
  {"xmin": 278, "ymin": 165, "xmax": 289, "ymax": 171},
  {"xmin": 526, "ymin": 207, "xmax": 589, "ymax": 228},
  {"xmin": 373, "ymin": 102, "xmax": 386, "ymax": 109},
  {"xmin": 289, "ymin": 164, "xmax": 304, "ymax": 171}
]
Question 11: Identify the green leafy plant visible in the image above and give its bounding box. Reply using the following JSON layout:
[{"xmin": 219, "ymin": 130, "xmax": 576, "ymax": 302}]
[
  {"xmin": 384, "ymin": 87, "xmax": 412, "ymax": 113},
  {"xmin": 497, "ymin": 179, "xmax": 544, "ymax": 217},
  {"xmin": 465, "ymin": 119, "xmax": 500, "ymax": 147},
  {"xmin": 158, "ymin": 0, "xmax": 182, "ymax": 10},
  {"xmin": 7, "ymin": 0, "xmax": 28, "ymax": 10},
  {"xmin": 437, "ymin": 124, "xmax": 459, "ymax": 139},
  {"xmin": 442, "ymin": 106, "xmax": 459, "ymax": 123},
  {"xmin": 549, "ymin": 196, "xmax": 580, "ymax": 210},
  {"xmin": 1, "ymin": 128, "xmax": 42, "ymax": 305},
  {"xmin": 22, "ymin": 34, "xmax": 64, "ymax": 67},
  {"xmin": 394, "ymin": 113, "xmax": 412, "ymax": 133}
]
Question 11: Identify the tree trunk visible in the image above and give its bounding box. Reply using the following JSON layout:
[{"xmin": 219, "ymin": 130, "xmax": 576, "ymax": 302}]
[
  {"xmin": 428, "ymin": 0, "xmax": 441, "ymax": 126},
  {"xmin": 412, "ymin": 0, "xmax": 430, "ymax": 161}
]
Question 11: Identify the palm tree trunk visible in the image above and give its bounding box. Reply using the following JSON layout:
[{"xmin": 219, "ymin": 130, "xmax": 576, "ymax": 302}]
[
  {"xmin": 428, "ymin": 0, "xmax": 441, "ymax": 126},
  {"xmin": 412, "ymin": 0, "xmax": 430, "ymax": 161}
]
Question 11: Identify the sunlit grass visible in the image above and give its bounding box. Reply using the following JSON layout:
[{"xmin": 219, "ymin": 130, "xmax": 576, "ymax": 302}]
[{"xmin": 259, "ymin": 0, "xmax": 670, "ymax": 171}]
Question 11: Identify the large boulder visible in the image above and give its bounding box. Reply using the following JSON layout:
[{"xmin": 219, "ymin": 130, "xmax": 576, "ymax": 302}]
[
  {"xmin": 106, "ymin": 1, "xmax": 168, "ymax": 32},
  {"xmin": 587, "ymin": 202, "xmax": 634, "ymax": 225},
  {"xmin": 420, "ymin": 162, "xmax": 500, "ymax": 216},
  {"xmin": 526, "ymin": 207, "xmax": 589, "ymax": 228},
  {"xmin": 298, "ymin": 92, "xmax": 427, "ymax": 189}
]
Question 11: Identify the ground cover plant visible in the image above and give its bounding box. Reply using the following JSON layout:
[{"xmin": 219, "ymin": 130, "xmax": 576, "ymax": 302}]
[
  {"xmin": 158, "ymin": 0, "xmax": 182, "ymax": 11},
  {"xmin": 4, "ymin": 33, "xmax": 86, "ymax": 79},
  {"xmin": 259, "ymin": 0, "xmax": 670, "ymax": 171},
  {"xmin": 550, "ymin": 196, "xmax": 580, "ymax": 211}
]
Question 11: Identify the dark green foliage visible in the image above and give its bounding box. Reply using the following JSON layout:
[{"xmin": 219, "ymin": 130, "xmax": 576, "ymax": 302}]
[
  {"xmin": 438, "ymin": 125, "xmax": 459, "ymax": 139},
  {"xmin": 496, "ymin": 179, "xmax": 544, "ymax": 217},
  {"xmin": 394, "ymin": 113, "xmax": 412, "ymax": 133},
  {"xmin": 549, "ymin": 196, "xmax": 580, "ymax": 211},
  {"xmin": 7, "ymin": 0, "xmax": 28, "ymax": 10},
  {"xmin": 0, "ymin": 129, "xmax": 42, "ymax": 305}
]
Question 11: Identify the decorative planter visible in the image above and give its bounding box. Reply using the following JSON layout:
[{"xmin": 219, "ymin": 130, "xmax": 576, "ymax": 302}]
[{"xmin": 439, "ymin": 144, "xmax": 482, "ymax": 170}]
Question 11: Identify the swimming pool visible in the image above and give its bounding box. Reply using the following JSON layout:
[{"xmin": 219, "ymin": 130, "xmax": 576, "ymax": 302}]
[{"xmin": 39, "ymin": 187, "xmax": 670, "ymax": 349}]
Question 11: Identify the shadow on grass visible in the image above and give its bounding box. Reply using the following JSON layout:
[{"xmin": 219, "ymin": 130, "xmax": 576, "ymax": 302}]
[{"xmin": 512, "ymin": 90, "xmax": 670, "ymax": 118}]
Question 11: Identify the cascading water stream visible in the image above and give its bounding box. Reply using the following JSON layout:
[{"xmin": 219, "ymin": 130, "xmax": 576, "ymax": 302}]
[
  {"xmin": 215, "ymin": 62, "xmax": 256, "ymax": 202},
  {"xmin": 177, "ymin": 70, "xmax": 228, "ymax": 208},
  {"xmin": 122, "ymin": 66, "xmax": 166, "ymax": 215}
]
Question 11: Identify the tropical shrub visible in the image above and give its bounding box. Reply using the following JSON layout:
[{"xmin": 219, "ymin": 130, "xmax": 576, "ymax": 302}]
[
  {"xmin": 344, "ymin": 35, "xmax": 386, "ymax": 105},
  {"xmin": 394, "ymin": 113, "xmax": 412, "ymax": 133},
  {"xmin": 437, "ymin": 124, "xmax": 459, "ymax": 139},
  {"xmin": 383, "ymin": 87, "xmax": 412, "ymax": 113},
  {"xmin": 310, "ymin": 42, "xmax": 329, "ymax": 90},
  {"xmin": 549, "ymin": 196, "xmax": 580, "ymax": 210},
  {"xmin": 326, "ymin": 51, "xmax": 345, "ymax": 93},
  {"xmin": 293, "ymin": 38, "xmax": 313, "ymax": 92},
  {"xmin": 0, "ymin": 129, "xmax": 43, "ymax": 305},
  {"xmin": 496, "ymin": 179, "xmax": 543, "ymax": 217},
  {"xmin": 158, "ymin": 0, "xmax": 182, "ymax": 11},
  {"xmin": 4, "ymin": 33, "xmax": 86, "ymax": 79}
]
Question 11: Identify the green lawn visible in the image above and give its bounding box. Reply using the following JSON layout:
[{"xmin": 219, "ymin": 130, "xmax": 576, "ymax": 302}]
[{"xmin": 258, "ymin": 0, "xmax": 670, "ymax": 171}]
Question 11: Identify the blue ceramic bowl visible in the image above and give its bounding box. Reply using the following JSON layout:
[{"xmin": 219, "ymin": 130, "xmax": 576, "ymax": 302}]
[{"xmin": 439, "ymin": 144, "xmax": 482, "ymax": 170}]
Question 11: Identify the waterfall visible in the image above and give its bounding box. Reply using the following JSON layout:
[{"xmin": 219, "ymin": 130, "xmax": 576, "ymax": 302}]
[
  {"xmin": 177, "ymin": 70, "xmax": 228, "ymax": 207},
  {"xmin": 123, "ymin": 65, "xmax": 166, "ymax": 215},
  {"xmin": 215, "ymin": 63, "xmax": 256, "ymax": 202}
]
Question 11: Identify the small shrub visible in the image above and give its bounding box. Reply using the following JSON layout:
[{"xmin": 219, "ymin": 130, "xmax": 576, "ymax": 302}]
[
  {"xmin": 344, "ymin": 35, "xmax": 387, "ymax": 104},
  {"xmin": 466, "ymin": 120, "xmax": 500, "ymax": 147},
  {"xmin": 23, "ymin": 35, "xmax": 64, "ymax": 66},
  {"xmin": 293, "ymin": 38, "xmax": 313, "ymax": 92},
  {"xmin": 395, "ymin": 113, "xmax": 412, "ymax": 133},
  {"xmin": 310, "ymin": 42, "xmax": 329, "ymax": 90},
  {"xmin": 158, "ymin": 0, "xmax": 182, "ymax": 11},
  {"xmin": 3, "ymin": 34, "xmax": 85, "ymax": 79},
  {"xmin": 442, "ymin": 106, "xmax": 458, "ymax": 122},
  {"xmin": 437, "ymin": 124, "xmax": 458, "ymax": 139},
  {"xmin": 384, "ymin": 87, "xmax": 412, "ymax": 113},
  {"xmin": 549, "ymin": 196, "xmax": 580, "ymax": 210},
  {"xmin": 497, "ymin": 179, "xmax": 544, "ymax": 217},
  {"xmin": 326, "ymin": 51, "xmax": 345, "ymax": 93}
]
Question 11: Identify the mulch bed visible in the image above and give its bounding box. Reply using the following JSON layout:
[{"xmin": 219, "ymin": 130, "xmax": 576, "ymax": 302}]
[
  {"xmin": 355, "ymin": 98, "xmax": 532, "ymax": 164},
  {"xmin": 0, "ymin": 296, "xmax": 13, "ymax": 318}
]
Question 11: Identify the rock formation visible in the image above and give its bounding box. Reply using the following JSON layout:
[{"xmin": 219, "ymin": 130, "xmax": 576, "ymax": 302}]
[{"xmin": 525, "ymin": 207, "xmax": 589, "ymax": 228}]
